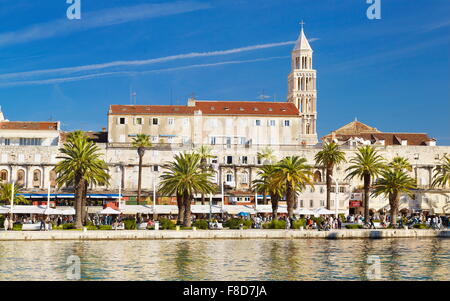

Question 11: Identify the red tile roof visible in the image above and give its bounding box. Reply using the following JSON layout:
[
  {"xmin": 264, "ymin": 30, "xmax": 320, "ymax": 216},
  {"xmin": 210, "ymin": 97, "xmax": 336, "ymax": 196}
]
[
  {"xmin": 109, "ymin": 101, "xmax": 299, "ymax": 116},
  {"xmin": 323, "ymin": 133, "xmax": 435, "ymax": 146},
  {"xmin": 0, "ymin": 121, "xmax": 59, "ymax": 131}
]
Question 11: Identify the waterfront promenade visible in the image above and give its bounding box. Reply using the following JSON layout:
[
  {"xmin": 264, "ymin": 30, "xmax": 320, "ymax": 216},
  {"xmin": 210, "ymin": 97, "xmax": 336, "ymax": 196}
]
[{"xmin": 0, "ymin": 229, "xmax": 448, "ymax": 241}]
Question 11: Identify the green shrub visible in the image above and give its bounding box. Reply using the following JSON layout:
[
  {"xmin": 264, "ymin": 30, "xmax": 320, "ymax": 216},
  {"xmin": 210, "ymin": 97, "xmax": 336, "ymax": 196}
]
[
  {"xmin": 263, "ymin": 219, "xmax": 286, "ymax": 229},
  {"xmin": 62, "ymin": 223, "xmax": 75, "ymax": 230},
  {"xmin": 181, "ymin": 227, "xmax": 193, "ymax": 230},
  {"xmin": 0, "ymin": 215, "xmax": 5, "ymax": 226},
  {"xmin": 86, "ymin": 225, "xmax": 98, "ymax": 230},
  {"xmin": 338, "ymin": 214, "xmax": 346, "ymax": 221},
  {"xmin": 98, "ymin": 225, "xmax": 112, "ymax": 230},
  {"xmin": 293, "ymin": 219, "xmax": 306, "ymax": 229},
  {"xmin": 413, "ymin": 223, "xmax": 429, "ymax": 229},
  {"xmin": 123, "ymin": 219, "xmax": 137, "ymax": 230},
  {"xmin": 225, "ymin": 218, "xmax": 253, "ymax": 229},
  {"xmin": 12, "ymin": 223, "xmax": 22, "ymax": 231},
  {"xmin": 345, "ymin": 224, "xmax": 363, "ymax": 229},
  {"xmin": 192, "ymin": 219, "xmax": 209, "ymax": 230},
  {"xmin": 159, "ymin": 218, "xmax": 176, "ymax": 230}
]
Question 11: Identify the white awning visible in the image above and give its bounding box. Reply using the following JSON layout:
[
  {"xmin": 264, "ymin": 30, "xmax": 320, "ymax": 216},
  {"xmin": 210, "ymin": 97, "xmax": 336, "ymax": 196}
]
[
  {"xmin": 314, "ymin": 208, "xmax": 336, "ymax": 215},
  {"xmin": 97, "ymin": 207, "xmax": 121, "ymax": 215},
  {"xmin": 224, "ymin": 205, "xmax": 256, "ymax": 215},
  {"xmin": 256, "ymin": 205, "xmax": 288, "ymax": 214},
  {"xmin": 295, "ymin": 208, "xmax": 316, "ymax": 215}
]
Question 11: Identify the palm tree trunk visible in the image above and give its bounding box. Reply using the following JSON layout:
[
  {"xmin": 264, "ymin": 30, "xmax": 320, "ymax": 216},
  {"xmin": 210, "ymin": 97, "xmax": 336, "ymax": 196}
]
[
  {"xmin": 271, "ymin": 196, "xmax": 279, "ymax": 220},
  {"xmin": 390, "ymin": 193, "xmax": 399, "ymax": 226},
  {"xmin": 74, "ymin": 175, "xmax": 84, "ymax": 229},
  {"xmin": 263, "ymin": 192, "xmax": 267, "ymax": 205},
  {"xmin": 326, "ymin": 166, "xmax": 332, "ymax": 210},
  {"xmin": 81, "ymin": 180, "xmax": 88, "ymax": 224},
  {"xmin": 183, "ymin": 194, "xmax": 192, "ymax": 227},
  {"xmin": 137, "ymin": 154, "xmax": 143, "ymax": 205},
  {"xmin": 286, "ymin": 185, "xmax": 294, "ymax": 221},
  {"xmin": 363, "ymin": 173, "xmax": 371, "ymax": 223},
  {"xmin": 201, "ymin": 193, "xmax": 205, "ymax": 205},
  {"xmin": 176, "ymin": 194, "xmax": 184, "ymax": 225}
]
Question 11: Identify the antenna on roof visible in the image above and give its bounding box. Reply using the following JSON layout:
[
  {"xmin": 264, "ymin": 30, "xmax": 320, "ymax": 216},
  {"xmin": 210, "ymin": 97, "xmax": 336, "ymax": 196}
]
[{"xmin": 258, "ymin": 90, "xmax": 271, "ymax": 100}]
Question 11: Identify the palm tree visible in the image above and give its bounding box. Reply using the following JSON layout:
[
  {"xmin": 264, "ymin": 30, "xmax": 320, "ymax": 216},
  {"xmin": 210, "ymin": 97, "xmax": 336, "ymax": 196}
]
[
  {"xmin": 432, "ymin": 155, "xmax": 450, "ymax": 188},
  {"xmin": 159, "ymin": 152, "xmax": 216, "ymax": 227},
  {"xmin": 273, "ymin": 156, "xmax": 314, "ymax": 223},
  {"xmin": 56, "ymin": 132, "xmax": 110, "ymax": 229},
  {"xmin": 345, "ymin": 146, "xmax": 386, "ymax": 223},
  {"xmin": 0, "ymin": 183, "xmax": 29, "ymax": 205},
  {"xmin": 257, "ymin": 147, "xmax": 276, "ymax": 165},
  {"xmin": 372, "ymin": 169, "xmax": 416, "ymax": 226},
  {"xmin": 132, "ymin": 134, "xmax": 152, "ymax": 205},
  {"xmin": 252, "ymin": 164, "xmax": 285, "ymax": 219},
  {"xmin": 389, "ymin": 156, "xmax": 413, "ymax": 172},
  {"xmin": 196, "ymin": 145, "xmax": 214, "ymax": 205},
  {"xmin": 315, "ymin": 142, "xmax": 346, "ymax": 210}
]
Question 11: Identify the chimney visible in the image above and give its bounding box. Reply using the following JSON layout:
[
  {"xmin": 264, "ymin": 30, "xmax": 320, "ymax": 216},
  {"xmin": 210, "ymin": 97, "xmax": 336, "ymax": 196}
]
[{"xmin": 102, "ymin": 128, "xmax": 107, "ymax": 132}]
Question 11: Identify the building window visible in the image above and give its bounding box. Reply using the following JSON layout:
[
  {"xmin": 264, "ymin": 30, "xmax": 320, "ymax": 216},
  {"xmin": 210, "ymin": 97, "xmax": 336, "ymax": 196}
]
[
  {"xmin": 168, "ymin": 118, "xmax": 174, "ymax": 125},
  {"xmin": 240, "ymin": 137, "xmax": 246, "ymax": 145},
  {"xmin": 17, "ymin": 170, "xmax": 25, "ymax": 186},
  {"xmin": 151, "ymin": 136, "xmax": 158, "ymax": 143},
  {"xmin": 240, "ymin": 172, "xmax": 249, "ymax": 184},
  {"xmin": 0, "ymin": 170, "xmax": 8, "ymax": 183},
  {"xmin": 33, "ymin": 170, "xmax": 41, "ymax": 188},
  {"xmin": 118, "ymin": 117, "xmax": 126, "ymax": 125},
  {"xmin": 320, "ymin": 187, "xmax": 324, "ymax": 194},
  {"xmin": 255, "ymin": 120, "xmax": 261, "ymax": 126},
  {"xmin": 226, "ymin": 156, "xmax": 233, "ymax": 165},
  {"xmin": 153, "ymin": 165, "xmax": 159, "ymax": 172},
  {"xmin": 1, "ymin": 138, "xmax": 10, "ymax": 146},
  {"xmin": 268, "ymin": 120, "xmax": 276, "ymax": 126},
  {"xmin": 339, "ymin": 187, "xmax": 345, "ymax": 193},
  {"xmin": 226, "ymin": 137, "xmax": 231, "ymax": 148},
  {"xmin": 152, "ymin": 118, "xmax": 159, "ymax": 125},
  {"xmin": 135, "ymin": 117, "xmax": 143, "ymax": 125},
  {"xmin": 19, "ymin": 138, "xmax": 42, "ymax": 146},
  {"xmin": 330, "ymin": 187, "xmax": 335, "ymax": 193},
  {"xmin": 210, "ymin": 137, "xmax": 216, "ymax": 145},
  {"xmin": 284, "ymin": 120, "xmax": 291, "ymax": 127},
  {"xmin": 226, "ymin": 173, "xmax": 233, "ymax": 182},
  {"xmin": 167, "ymin": 137, "xmax": 173, "ymax": 143},
  {"xmin": 300, "ymin": 200, "xmax": 304, "ymax": 207},
  {"xmin": 320, "ymin": 200, "xmax": 325, "ymax": 207},
  {"xmin": 240, "ymin": 156, "xmax": 248, "ymax": 164},
  {"xmin": 309, "ymin": 200, "xmax": 314, "ymax": 208}
]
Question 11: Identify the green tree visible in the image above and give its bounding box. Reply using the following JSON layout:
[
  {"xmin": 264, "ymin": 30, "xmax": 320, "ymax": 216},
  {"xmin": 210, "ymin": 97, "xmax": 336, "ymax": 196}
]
[
  {"xmin": 132, "ymin": 134, "xmax": 152, "ymax": 205},
  {"xmin": 257, "ymin": 147, "xmax": 276, "ymax": 165},
  {"xmin": 432, "ymin": 155, "xmax": 450, "ymax": 188},
  {"xmin": 0, "ymin": 183, "xmax": 29, "ymax": 205},
  {"xmin": 389, "ymin": 156, "xmax": 413, "ymax": 172},
  {"xmin": 159, "ymin": 152, "xmax": 216, "ymax": 227},
  {"xmin": 196, "ymin": 145, "xmax": 214, "ymax": 205},
  {"xmin": 314, "ymin": 142, "xmax": 346, "ymax": 209},
  {"xmin": 252, "ymin": 164, "xmax": 285, "ymax": 219},
  {"xmin": 273, "ymin": 156, "xmax": 314, "ymax": 223},
  {"xmin": 345, "ymin": 146, "xmax": 386, "ymax": 222},
  {"xmin": 372, "ymin": 169, "xmax": 416, "ymax": 226},
  {"xmin": 56, "ymin": 132, "xmax": 110, "ymax": 229}
]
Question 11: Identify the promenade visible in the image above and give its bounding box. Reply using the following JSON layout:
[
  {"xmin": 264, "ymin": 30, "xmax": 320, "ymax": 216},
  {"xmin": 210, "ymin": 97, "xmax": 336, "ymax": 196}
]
[{"xmin": 0, "ymin": 229, "xmax": 449, "ymax": 241}]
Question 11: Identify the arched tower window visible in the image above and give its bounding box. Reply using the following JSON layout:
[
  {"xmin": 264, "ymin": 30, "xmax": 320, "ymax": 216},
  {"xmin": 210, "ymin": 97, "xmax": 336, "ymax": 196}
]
[
  {"xmin": 314, "ymin": 170, "xmax": 322, "ymax": 183},
  {"xmin": 0, "ymin": 170, "xmax": 8, "ymax": 183},
  {"xmin": 306, "ymin": 123, "xmax": 311, "ymax": 134},
  {"xmin": 17, "ymin": 170, "xmax": 25, "ymax": 186},
  {"xmin": 33, "ymin": 169, "xmax": 41, "ymax": 188}
]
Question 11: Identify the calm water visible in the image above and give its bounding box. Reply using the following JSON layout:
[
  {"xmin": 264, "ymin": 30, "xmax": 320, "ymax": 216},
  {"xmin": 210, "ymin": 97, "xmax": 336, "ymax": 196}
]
[{"xmin": 0, "ymin": 238, "xmax": 448, "ymax": 281}]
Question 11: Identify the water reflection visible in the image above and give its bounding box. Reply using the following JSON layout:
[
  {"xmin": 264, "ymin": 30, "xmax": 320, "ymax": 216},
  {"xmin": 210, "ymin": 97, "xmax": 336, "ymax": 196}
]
[{"xmin": 0, "ymin": 238, "xmax": 448, "ymax": 281}]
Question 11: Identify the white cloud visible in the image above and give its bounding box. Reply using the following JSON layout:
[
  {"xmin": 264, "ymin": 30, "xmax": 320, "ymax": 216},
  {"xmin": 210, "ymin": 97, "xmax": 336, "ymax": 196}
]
[
  {"xmin": 0, "ymin": 56, "xmax": 288, "ymax": 87},
  {"xmin": 0, "ymin": 1, "xmax": 210, "ymax": 47},
  {"xmin": 0, "ymin": 40, "xmax": 297, "ymax": 80}
]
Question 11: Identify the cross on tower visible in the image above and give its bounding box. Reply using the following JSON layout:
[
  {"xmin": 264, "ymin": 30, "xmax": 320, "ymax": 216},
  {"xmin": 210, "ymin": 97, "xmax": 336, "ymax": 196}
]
[{"xmin": 299, "ymin": 20, "xmax": 305, "ymax": 30}]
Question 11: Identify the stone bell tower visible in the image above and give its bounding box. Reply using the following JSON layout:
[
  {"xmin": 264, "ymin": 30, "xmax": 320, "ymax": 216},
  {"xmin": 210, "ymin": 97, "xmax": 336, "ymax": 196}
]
[{"xmin": 287, "ymin": 22, "xmax": 318, "ymax": 145}]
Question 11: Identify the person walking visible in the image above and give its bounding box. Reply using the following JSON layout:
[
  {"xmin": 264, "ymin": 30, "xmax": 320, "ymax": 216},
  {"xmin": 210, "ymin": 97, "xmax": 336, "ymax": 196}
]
[{"xmin": 3, "ymin": 216, "xmax": 9, "ymax": 231}]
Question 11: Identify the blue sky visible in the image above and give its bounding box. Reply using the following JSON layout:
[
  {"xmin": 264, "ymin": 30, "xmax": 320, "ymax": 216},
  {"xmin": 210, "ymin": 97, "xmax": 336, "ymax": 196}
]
[{"xmin": 0, "ymin": 0, "xmax": 449, "ymax": 144}]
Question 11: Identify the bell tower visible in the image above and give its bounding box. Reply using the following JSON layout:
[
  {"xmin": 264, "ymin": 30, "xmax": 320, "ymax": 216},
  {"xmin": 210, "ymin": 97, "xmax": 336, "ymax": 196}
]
[{"xmin": 288, "ymin": 22, "xmax": 318, "ymax": 145}]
